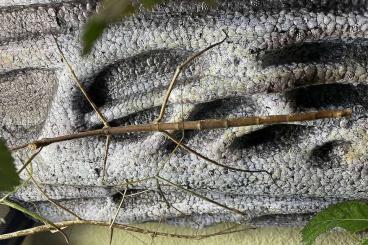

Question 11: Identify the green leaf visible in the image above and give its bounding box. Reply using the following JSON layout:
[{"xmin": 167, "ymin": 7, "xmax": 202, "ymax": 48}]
[
  {"xmin": 82, "ymin": 0, "xmax": 135, "ymax": 56},
  {"xmin": 362, "ymin": 238, "xmax": 368, "ymax": 245},
  {"xmin": 0, "ymin": 139, "xmax": 20, "ymax": 192},
  {"xmin": 302, "ymin": 201, "xmax": 368, "ymax": 245},
  {"xmin": 141, "ymin": 0, "xmax": 165, "ymax": 9},
  {"xmin": 82, "ymin": 0, "xmax": 218, "ymax": 55},
  {"xmin": 82, "ymin": 16, "xmax": 107, "ymax": 55},
  {"xmin": 202, "ymin": 0, "xmax": 217, "ymax": 7},
  {"xmin": 100, "ymin": 0, "xmax": 135, "ymax": 23}
]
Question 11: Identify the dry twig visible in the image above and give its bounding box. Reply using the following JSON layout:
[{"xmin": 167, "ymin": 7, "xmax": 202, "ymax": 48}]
[{"xmin": 0, "ymin": 219, "xmax": 252, "ymax": 241}]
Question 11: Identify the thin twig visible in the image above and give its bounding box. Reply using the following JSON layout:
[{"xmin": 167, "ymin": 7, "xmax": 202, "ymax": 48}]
[
  {"xmin": 154, "ymin": 31, "xmax": 228, "ymax": 123},
  {"xmin": 0, "ymin": 199, "xmax": 69, "ymax": 243},
  {"xmin": 0, "ymin": 219, "xmax": 252, "ymax": 240},
  {"xmin": 9, "ymin": 109, "xmax": 352, "ymax": 151}
]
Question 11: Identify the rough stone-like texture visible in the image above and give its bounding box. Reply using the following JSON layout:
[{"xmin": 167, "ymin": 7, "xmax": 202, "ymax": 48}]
[{"xmin": 1, "ymin": 0, "xmax": 368, "ymax": 227}]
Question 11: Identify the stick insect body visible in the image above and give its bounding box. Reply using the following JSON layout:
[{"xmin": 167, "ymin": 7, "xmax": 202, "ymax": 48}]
[{"xmin": 1, "ymin": 33, "xmax": 352, "ymax": 242}]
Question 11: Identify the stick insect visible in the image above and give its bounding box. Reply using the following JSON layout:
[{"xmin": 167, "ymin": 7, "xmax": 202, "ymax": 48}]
[{"xmin": 1, "ymin": 32, "xmax": 352, "ymax": 243}]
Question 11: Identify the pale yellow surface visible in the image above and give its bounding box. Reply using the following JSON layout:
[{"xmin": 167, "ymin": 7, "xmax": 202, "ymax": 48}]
[{"xmin": 22, "ymin": 222, "xmax": 359, "ymax": 245}]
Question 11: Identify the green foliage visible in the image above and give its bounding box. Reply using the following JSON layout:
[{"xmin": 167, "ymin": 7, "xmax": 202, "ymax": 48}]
[
  {"xmin": 82, "ymin": 17, "xmax": 108, "ymax": 56},
  {"xmin": 82, "ymin": 0, "xmax": 135, "ymax": 55},
  {"xmin": 0, "ymin": 139, "xmax": 20, "ymax": 192},
  {"xmin": 82, "ymin": 0, "xmax": 217, "ymax": 55},
  {"xmin": 2, "ymin": 199, "xmax": 53, "ymax": 225},
  {"xmin": 141, "ymin": 0, "xmax": 166, "ymax": 9},
  {"xmin": 1, "ymin": 199, "xmax": 69, "ymax": 242},
  {"xmin": 302, "ymin": 201, "xmax": 368, "ymax": 245}
]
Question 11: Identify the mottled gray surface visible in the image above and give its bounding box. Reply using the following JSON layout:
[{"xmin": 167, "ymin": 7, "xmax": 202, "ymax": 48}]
[{"xmin": 1, "ymin": 0, "xmax": 368, "ymax": 227}]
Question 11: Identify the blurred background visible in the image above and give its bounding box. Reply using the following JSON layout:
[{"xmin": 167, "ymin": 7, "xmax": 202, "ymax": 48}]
[{"xmin": 0, "ymin": 206, "xmax": 357, "ymax": 245}]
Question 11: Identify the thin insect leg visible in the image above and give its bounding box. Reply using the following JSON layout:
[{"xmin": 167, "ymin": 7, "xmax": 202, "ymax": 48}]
[
  {"xmin": 155, "ymin": 68, "xmax": 189, "ymax": 215},
  {"xmin": 115, "ymin": 176, "xmax": 155, "ymax": 189},
  {"xmin": 155, "ymin": 175, "xmax": 245, "ymax": 217},
  {"xmin": 156, "ymin": 65, "xmax": 188, "ymax": 173},
  {"xmin": 153, "ymin": 32, "xmax": 239, "ymax": 236},
  {"xmin": 123, "ymin": 230, "xmax": 148, "ymax": 245},
  {"xmin": 102, "ymin": 135, "xmax": 111, "ymax": 183},
  {"xmin": 109, "ymin": 226, "xmax": 114, "ymax": 245},
  {"xmin": 17, "ymin": 147, "xmax": 43, "ymax": 175},
  {"xmin": 155, "ymin": 80, "xmax": 201, "ymax": 225},
  {"xmin": 110, "ymin": 187, "xmax": 128, "ymax": 228},
  {"xmin": 156, "ymin": 70, "xmax": 202, "ymax": 226},
  {"xmin": 109, "ymin": 187, "xmax": 128, "ymax": 245},
  {"xmin": 161, "ymin": 130, "xmax": 272, "ymax": 175},
  {"xmin": 125, "ymin": 189, "xmax": 153, "ymax": 198},
  {"xmin": 52, "ymin": 35, "xmax": 109, "ymax": 127},
  {"xmin": 156, "ymin": 179, "xmax": 171, "ymax": 209},
  {"xmin": 53, "ymin": 35, "xmax": 113, "ymax": 187},
  {"xmin": 156, "ymin": 134, "xmax": 182, "ymax": 174},
  {"xmin": 155, "ymin": 179, "xmax": 201, "ymax": 227},
  {"xmin": 163, "ymin": 130, "xmax": 281, "ymax": 189},
  {"xmin": 19, "ymin": 158, "xmax": 83, "ymax": 220},
  {"xmin": 195, "ymin": 224, "xmax": 255, "ymax": 240},
  {"xmin": 26, "ymin": 176, "xmax": 83, "ymax": 221},
  {"xmin": 154, "ymin": 31, "xmax": 228, "ymax": 123}
]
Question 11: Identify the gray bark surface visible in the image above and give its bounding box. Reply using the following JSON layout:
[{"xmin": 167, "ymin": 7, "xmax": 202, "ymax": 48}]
[{"xmin": 1, "ymin": 0, "xmax": 368, "ymax": 227}]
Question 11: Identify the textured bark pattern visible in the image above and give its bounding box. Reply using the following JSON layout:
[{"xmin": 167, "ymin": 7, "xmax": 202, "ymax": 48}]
[{"xmin": 1, "ymin": 0, "xmax": 368, "ymax": 227}]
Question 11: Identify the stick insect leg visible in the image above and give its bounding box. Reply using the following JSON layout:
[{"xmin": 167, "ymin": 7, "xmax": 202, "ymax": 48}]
[
  {"xmin": 52, "ymin": 35, "xmax": 109, "ymax": 127},
  {"xmin": 154, "ymin": 31, "xmax": 228, "ymax": 123},
  {"xmin": 19, "ymin": 158, "xmax": 83, "ymax": 220},
  {"xmin": 102, "ymin": 135, "xmax": 112, "ymax": 183},
  {"xmin": 155, "ymin": 179, "xmax": 202, "ymax": 228},
  {"xmin": 17, "ymin": 147, "xmax": 43, "ymax": 175},
  {"xmin": 109, "ymin": 187, "xmax": 128, "ymax": 245},
  {"xmin": 161, "ymin": 131, "xmax": 270, "ymax": 174},
  {"xmin": 155, "ymin": 175, "xmax": 245, "ymax": 217},
  {"xmin": 162, "ymin": 130, "xmax": 281, "ymax": 189},
  {"xmin": 52, "ymin": 35, "xmax": 112, "ymax": 185}
]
